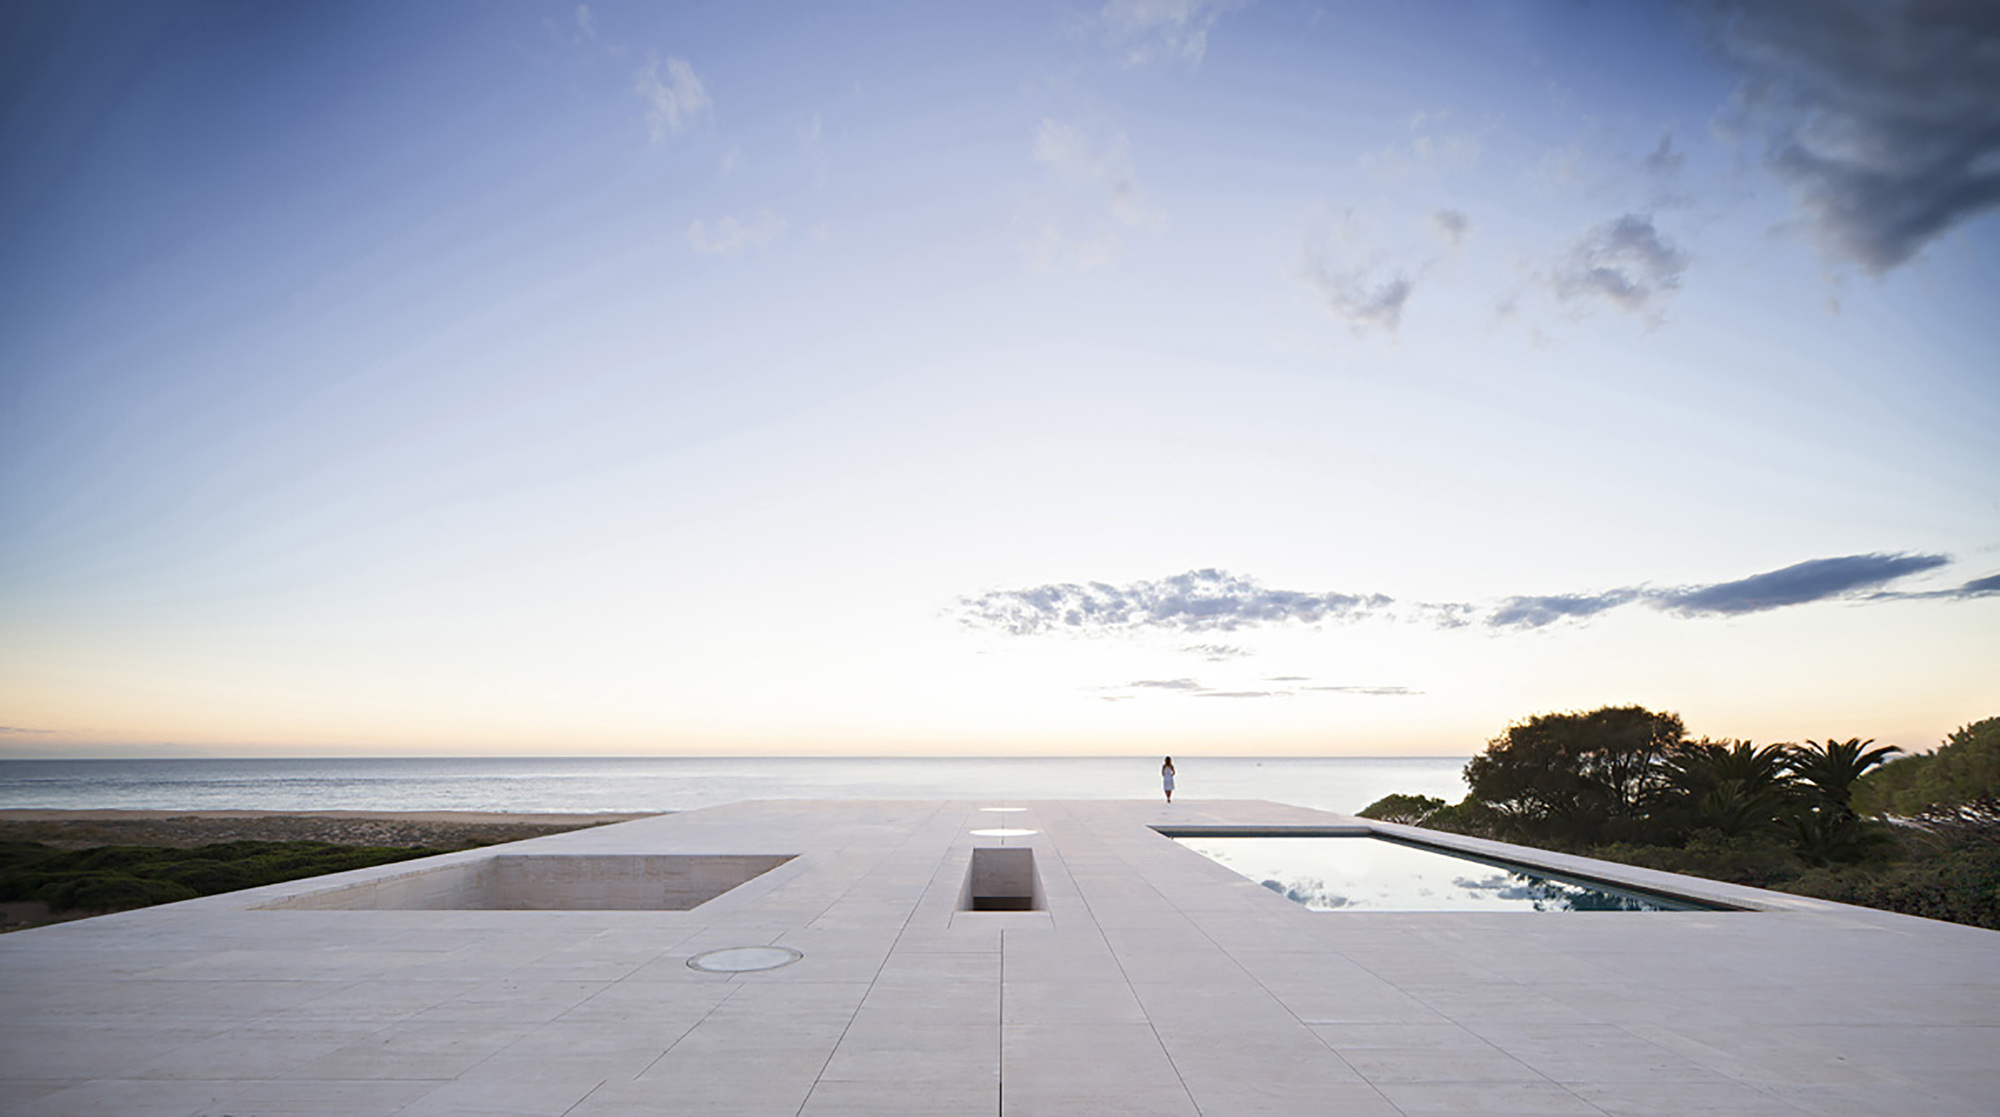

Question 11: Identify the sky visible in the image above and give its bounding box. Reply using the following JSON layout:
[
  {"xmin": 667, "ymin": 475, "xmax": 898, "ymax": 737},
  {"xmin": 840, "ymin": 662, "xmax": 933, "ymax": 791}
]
[{"xmin": 1, "ymin": 0, "xmax": 1996, "ymax": 759}]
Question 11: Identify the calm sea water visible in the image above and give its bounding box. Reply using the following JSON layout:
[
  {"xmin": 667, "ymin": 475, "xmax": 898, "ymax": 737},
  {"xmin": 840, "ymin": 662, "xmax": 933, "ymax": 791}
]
[{"xmin": 0, "ymin": 757, "xmax": 1468, "ymax": 816}]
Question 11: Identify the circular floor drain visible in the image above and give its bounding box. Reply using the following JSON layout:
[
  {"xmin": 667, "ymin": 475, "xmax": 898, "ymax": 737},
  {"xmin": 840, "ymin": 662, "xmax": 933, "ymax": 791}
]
[
  {"xmin": 968, "ymin": 828, "xmax": 1039, "ymax": 837},
  {"xmin": 687, "ymin": 946, "xmax": 803, "ymax": 973}
]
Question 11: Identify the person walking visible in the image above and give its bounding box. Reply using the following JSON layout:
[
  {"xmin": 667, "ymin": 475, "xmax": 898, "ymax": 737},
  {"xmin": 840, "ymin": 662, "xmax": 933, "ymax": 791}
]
[{"xmin": 1161, "ymin": 756, "xmax": 1176, "ymax": 803}]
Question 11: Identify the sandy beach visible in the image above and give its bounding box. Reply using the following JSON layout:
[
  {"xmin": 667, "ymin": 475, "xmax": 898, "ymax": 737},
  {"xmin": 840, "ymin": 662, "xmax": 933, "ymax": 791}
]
[{"xmin": 0, "ymin": 809, "xmax": 660, "ymax": 850}]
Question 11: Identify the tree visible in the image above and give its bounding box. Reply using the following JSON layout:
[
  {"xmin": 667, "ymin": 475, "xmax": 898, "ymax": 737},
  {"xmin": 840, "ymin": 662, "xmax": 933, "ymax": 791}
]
[
  {"xmin": 1786, "ymin": 737, "xmax": 1902, "ymax": 865},
  {"xmin": 1789, "ymin": 738, "xmax": 1902, "ymax": 816},
  {"xmin": 1356, "ymin": 794, "xmax": 1446, "ymax": 826},
  {"xmin": 1463, "ymin": 706, "xmax": 1685, "ymax": 843},
  {"xmin": 1854, "ymin": 717, "xmax": 2000, "ymax": 818},
  {"xmin": 1653, "ymin": 739, "xmax": 1796, "ymax": 838}
]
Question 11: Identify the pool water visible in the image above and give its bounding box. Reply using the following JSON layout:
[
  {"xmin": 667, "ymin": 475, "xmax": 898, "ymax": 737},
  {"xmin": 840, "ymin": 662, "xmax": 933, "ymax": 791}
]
[{"xmin": 1171, "ymin": 835, "xmax": 1718, "ymax": 912}]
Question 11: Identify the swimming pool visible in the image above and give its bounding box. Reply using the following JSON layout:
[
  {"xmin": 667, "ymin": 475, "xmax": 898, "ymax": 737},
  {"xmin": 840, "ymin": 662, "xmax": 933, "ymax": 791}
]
[{"xmin": 1167, "ymin": 832, "xmax": 1725, "ymax": 912}]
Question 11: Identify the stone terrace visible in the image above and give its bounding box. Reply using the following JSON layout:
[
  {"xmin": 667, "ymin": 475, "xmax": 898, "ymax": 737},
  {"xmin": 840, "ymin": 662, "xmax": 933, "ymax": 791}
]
[{"xmin": 1, "ymin": 800, "xmax": 1995, "ymax": 1115}]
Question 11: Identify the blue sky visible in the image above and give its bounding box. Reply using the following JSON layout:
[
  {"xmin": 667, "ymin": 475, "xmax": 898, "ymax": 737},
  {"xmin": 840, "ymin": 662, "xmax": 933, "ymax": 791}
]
[{"xmin": 2, "ymin": 0, "xmax": 1996, "ymax": 757}]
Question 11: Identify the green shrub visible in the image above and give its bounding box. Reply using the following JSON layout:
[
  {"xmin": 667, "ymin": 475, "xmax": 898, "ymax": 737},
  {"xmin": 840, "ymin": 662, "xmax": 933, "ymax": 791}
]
[
  {"xmin": 1856, "ymin": 717, "xmax": 2000, "ymax": 818},
  {"xmin": 1356, "ymin": 794, "xmax": 1446, "ymax": 826},
  {"xmin": 37, "ymin": 874, "xmax": 199, "ymax": 912}
]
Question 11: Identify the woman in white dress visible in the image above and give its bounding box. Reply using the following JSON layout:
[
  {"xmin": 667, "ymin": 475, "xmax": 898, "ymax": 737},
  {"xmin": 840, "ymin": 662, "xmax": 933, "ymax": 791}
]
[{"xmin": 1161, "ymin": 756, "xmax": 1175, "ymax": 803}]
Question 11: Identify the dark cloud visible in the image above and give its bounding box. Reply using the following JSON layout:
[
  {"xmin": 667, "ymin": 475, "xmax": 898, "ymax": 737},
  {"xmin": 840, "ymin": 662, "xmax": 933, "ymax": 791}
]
[
  {"xmin": 1705, "ymin": 0, "xmax": 2000, "ymax": 271},
  {"xmin": 1955, "ymin": 573, "xmax": 2000, "ymax": 597},
  {"xmin": 1658, "ymin": 552, "xmax": 1950, "ymax": 616},
  {"xmin": 956, "ymin": 569, "xmax": 1392, "ymax": 636},
  {"xmin": 1488, "ymin": 590, "xmax": 1643, "ymax": 629},
  {"xmin": 1866, "ymin": 569, "xmax": 2000, "ymax": 600},
  {"xmin": 1551, "ymin": 214, "xmax": 1687, "ymax": 312},
  {"xmin": 1433, "ymin": 208, "xmax": 1470, "ymax": 246}
]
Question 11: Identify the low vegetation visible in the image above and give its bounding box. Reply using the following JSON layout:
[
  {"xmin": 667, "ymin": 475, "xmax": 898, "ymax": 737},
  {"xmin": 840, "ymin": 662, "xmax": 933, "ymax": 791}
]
[
  {"xmin": 0, "ymin": 840, "xmax": 439, "ymax": 930},
  {"xmin": 1360, "ymin": 709, "xmax": 2000, "ymax": 930}
]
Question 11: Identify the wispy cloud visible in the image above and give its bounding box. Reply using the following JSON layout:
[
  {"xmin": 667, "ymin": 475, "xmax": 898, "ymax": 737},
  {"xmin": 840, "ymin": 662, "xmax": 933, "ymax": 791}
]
[
  {"xmin": 959, "ymin": 568, "xmax": 1392, "ymax": 636},
  {"xmin": 1488, "ymin": 590, "xmax": 1644, "ymax": 629},
  {"xmin": 1954, "ymin": 573, "xmax": 2000, "ymax": 597},
  {"xmin": 1301, "ymin": 213, "xmax": 1418, "ymax": 334},
  {"xmin": 1433, "ymin": 208, "xmax": 1470, "ymax": 247},
  {"xmin": 1658, "ymin": 553, "xmax": 1951, "ymax": 616},
  {"xmin": 1098, "ymin": 0, "xmax": 1242, "ymax": 68},
  {"xmin": 1028, "ymin": 117, "xmax": 1160, "ymax": 271},
  {"xmin": 1705, "ymin": 0, "xmax": 2000, "ymax": 271},
  {"xmin": 1550, "ymin": 214, "xmax": 1687, "ymax": 315},
  {"xmin": 1643, "ymin": 133, "xmax": 1684, "ymax": 178},
  {"xmin": 688, "ymin": 210, "xmax": 785, "ymax": 255},
  {"xmin": 575, "ymin": 4, "xmax": 596, "ymax": 40},
  {"xmin": 634, "ymin": 53, "xmax": 711, "ymax": 143},
  {"xmin": 1096, "ymin": 677, "xmax": 1421, "ymax": 701},
  {"xmin": 1183, "ymin": 643, "xmax": 1251, "ymax": 661},
  {"xmin": 959, "ymin": 553, "xmax": 1964, "ymax": 638}
]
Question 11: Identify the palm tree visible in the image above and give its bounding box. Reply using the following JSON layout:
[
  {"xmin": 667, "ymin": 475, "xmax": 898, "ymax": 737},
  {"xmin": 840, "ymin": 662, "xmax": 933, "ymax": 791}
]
[
  {"xmin": 1654, "ymin": 739, "xmax": 1795, "ymax": 838},
  {"xmin": 1785, "ymin": 738, "xmax": 1903, "ymax": 865},
  {"xmin": 1788, "ymin": 738, "xmax": 1902, "ymax": 816}
]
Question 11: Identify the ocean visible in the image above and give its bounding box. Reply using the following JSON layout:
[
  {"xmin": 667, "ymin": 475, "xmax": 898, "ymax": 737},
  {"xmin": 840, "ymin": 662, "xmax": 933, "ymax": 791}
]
[{"xmin": 0, "ymin": 756, "xmax": 1469, "ymax": 816}]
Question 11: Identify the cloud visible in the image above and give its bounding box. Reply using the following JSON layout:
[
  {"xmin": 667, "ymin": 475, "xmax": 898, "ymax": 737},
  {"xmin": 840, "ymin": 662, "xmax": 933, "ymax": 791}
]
[
  {"xmin": 1097, "ymin": 677, "xmax": 1419, "ymax": 701},
  {"xmin": 0, "ymin": 726, "xmax": 57, "ymax": 736},
  {"xmin": 957, "ymin": 569, "xmax": 1393, "ymax": 636},
  {"xmin": 1482, "ymin": 552, "xmax": 1953, "ymax": 628},
  {"xmin": 1487, "ymin": 590, "xmax": 1644, "ymax": 630},
  {"xmin": 1433, "ymin": 208, "xmax": 1470, "ymax": 247},
  {"xmin": 1704, "ymin": 0, "xmax": 2000, "ymax": 271},
  {"xmin": 687, "ymin": 210, "xmax": 785, "ymax": 255},
  {"xmin": 575, "ymin": 4, "xmax": 596, "ymax": 39},
  {"xmin": 1955, "ymin": 573, "xmax": 2000, "ymax": 597},
  {"xmin": 1099, "ymin": 0, "xmax": 1242, "ymax": 68},
  {"xmin": 1551, "ymin": 214, "xmax": 1687, "ymax": 313},
  {"xmin": 1184, "ymin": 643, "xmax": 1251, "ymax": 660},
  {"xmin": 1644, "ymin": 133, "xmax": 1685, "ymax": 178},
  {"xmin": 1658, "ymin": 552, "xmax": 1951, "ymax": 616},
  {"xmin": 1301, "ymin": 210, "xmax": 1434, "ymax": 333},
  {"xmin": 961, "ymin": 553, "xmax": 1963, "ymax": 639},
  {"xmin": 1303, "ymin": 266, "xmax": 1413, "ymax": 333},
  {"xmin": 634, "ymin": 54, "xmax": 710, "ymax": 142},
  {"xmin": 1028, "ymin": 117, "xmax": 1160, "ymax": 270}
]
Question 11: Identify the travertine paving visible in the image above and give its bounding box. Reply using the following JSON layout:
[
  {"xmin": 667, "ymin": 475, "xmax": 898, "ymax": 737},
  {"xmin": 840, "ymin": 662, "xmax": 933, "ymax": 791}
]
[{"xmin": 2, "ymin": 800, "xmax": 1994, "ymax": 1115}]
